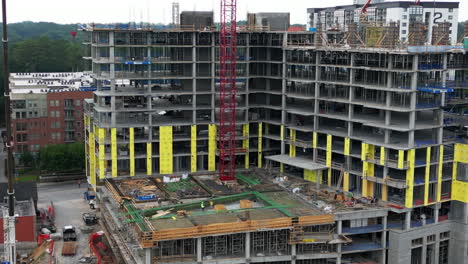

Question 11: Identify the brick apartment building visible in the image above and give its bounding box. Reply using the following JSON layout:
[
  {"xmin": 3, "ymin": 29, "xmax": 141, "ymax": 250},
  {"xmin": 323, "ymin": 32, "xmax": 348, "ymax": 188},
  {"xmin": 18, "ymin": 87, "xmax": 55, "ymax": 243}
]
[{"xmin": 10, "ymin": 72, "xmax": 95, "ymax": 154}]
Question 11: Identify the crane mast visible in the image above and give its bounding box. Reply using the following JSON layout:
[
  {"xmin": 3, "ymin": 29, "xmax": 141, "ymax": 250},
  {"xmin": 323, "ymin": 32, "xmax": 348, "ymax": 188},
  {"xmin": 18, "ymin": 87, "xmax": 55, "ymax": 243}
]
[
  {"xmin": 218, "ymin": 0, "xmax": 238, "ymax": 181},
  {"xmin": 2, "ymin": 0, "xmax": 17, "ymax": 263}
]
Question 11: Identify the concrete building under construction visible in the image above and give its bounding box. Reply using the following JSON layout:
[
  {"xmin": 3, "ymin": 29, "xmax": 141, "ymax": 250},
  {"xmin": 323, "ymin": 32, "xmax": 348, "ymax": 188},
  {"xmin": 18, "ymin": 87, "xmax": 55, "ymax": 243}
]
[{"xmin": 81, "ymin": 5, "xmax": 468, "ymax": 264}]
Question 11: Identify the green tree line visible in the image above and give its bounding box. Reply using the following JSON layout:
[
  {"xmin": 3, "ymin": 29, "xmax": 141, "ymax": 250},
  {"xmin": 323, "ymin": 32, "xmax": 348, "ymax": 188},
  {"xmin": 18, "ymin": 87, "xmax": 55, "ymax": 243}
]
[{"xmin": 20, "ymin": 142, "xmax": 85, "ymax": 172}]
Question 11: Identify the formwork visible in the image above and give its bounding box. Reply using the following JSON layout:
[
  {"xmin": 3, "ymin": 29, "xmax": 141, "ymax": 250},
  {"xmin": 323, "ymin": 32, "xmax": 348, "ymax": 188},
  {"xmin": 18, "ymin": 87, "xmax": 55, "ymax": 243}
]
[{"xmin": 104, "ymin": 177, "xmax": 335, "ymax": 249}]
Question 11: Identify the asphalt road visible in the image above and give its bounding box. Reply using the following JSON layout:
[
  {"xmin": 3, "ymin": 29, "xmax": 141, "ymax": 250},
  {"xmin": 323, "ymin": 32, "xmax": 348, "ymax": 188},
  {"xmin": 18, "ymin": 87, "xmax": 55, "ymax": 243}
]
[{"xmin": 38, "ymin": 181, "xmax": 96, "ymax": 264}]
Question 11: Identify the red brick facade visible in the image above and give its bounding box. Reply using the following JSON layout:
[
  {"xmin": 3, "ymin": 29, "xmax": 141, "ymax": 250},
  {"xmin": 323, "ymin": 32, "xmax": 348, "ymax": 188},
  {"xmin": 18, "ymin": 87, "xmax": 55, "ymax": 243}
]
[{"xmin": 12, "ymin": 91, "xmax": 93, "ymax": 153}]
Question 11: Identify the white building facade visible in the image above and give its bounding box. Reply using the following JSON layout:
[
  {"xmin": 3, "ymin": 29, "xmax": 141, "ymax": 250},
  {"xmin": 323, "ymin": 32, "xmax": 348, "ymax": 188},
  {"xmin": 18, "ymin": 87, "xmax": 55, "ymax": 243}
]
[{"xmin": 308, "ymin": 1, "xmax": 460, "ymax": 45}]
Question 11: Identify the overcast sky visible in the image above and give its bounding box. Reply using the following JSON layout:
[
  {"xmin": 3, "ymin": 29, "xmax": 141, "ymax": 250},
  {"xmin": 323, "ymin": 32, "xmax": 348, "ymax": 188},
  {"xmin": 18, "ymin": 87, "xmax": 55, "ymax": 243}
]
[{"xmin": 4, "ymin": 0, "xmax": 467, "ymax": 25}]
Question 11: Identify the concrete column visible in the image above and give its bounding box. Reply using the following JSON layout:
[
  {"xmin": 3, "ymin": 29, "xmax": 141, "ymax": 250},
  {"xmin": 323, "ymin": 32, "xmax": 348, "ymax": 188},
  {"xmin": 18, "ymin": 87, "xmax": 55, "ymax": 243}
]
[
  {"xmin": 381, "ymin": 216, "xmax": 387, "ymax": 263},
  {"xmin": 336, "ymin": 255, "xmax": 342, "ymax": 264},
  {"xmin": 422, "ymin": 237, "xmax": 427, "ymax": 264},
  {"xmin": 434, "ymin": 236, "xmax": 440, "ymax": 264},
  {"xmin": 405, "ymin": 211, "xmax": 412, "ymax": 230},
  {"xmin": 109, "ymin": 31, "xmax": 117, "ymax": 127},
  {"xmin": 337, "ymin": 219, "xmax": 343, "ymax": 264},
  {"xmin": 434, "ymin": 205, "xmax": 440, "ymax": 224},
  {"xmin": 245, "ymin": 232, "xmax": 251, "ymax": 261},
  {"xmin": 280, "ymin": 46, "xmax": 287, "ymax": 155},
  {"xmin": 291, "ymin": 244, "xmax": 297, "ymax": 264},
  {"xmin": 245, "ymin": 34, "xmax": 250, "ymax": 121},
  {"xmin": 211, "ymin": 33, "xmax": 216, "ymax": 123},
  {"xmin": 197, "ymin": 237, "xmax": 202, "ymax": 263},
  {"xmin": 144, "ymin": 248, "xmax": 153, "ymax": 264},
  {"xmin": 192, "ymin": 32, "xmax": 197, "ymax": 123},
  {"xmin": 409, "ymin": 55, "xmax": 418, "ymax": 148}
]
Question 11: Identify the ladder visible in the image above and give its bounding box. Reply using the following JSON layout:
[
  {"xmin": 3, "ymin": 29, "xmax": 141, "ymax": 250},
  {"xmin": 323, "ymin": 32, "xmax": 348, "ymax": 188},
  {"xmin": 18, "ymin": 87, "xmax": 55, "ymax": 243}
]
[{"xmin": 289, "ymin": 217, "xmax": 304, "ymax": 244}]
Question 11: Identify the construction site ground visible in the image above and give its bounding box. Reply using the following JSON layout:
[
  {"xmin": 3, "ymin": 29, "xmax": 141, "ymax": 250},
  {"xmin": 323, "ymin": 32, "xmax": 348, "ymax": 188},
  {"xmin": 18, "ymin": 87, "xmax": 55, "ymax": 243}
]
[{"xmin": 37, "ymin": 181, "xmax": 97, "ymax": 264}]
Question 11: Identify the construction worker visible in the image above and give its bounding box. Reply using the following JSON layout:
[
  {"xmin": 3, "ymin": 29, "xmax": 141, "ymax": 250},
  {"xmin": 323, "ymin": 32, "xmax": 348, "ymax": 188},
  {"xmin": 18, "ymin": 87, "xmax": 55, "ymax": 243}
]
[
  {"xmin": 201, "ymin": 201, "xmax": 205, "ymax": 211},
  {"xmin": 171, "ymin": 216, "xmax": 177, "ymax": 220},
  {"xmin": 209, "ymin": 200, "xmax": 214, "ymax": 208}
]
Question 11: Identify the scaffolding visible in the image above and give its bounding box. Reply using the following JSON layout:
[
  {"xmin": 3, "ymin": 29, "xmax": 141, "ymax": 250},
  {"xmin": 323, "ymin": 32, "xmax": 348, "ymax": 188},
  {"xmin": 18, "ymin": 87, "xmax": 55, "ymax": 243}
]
[
  {"xmin": 408, "ymin": 22, "xmax": 426, "ymax": 46},
  {"xmin": 432, "ymin": 22, "xmax": 451, "ymax": 46}
]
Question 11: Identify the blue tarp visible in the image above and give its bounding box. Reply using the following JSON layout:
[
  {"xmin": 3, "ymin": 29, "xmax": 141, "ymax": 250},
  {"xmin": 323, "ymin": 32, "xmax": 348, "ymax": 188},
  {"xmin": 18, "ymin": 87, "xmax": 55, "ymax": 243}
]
[{"xmin": 342, "ymin": 224, "xmax": 384, "ymax": 235}]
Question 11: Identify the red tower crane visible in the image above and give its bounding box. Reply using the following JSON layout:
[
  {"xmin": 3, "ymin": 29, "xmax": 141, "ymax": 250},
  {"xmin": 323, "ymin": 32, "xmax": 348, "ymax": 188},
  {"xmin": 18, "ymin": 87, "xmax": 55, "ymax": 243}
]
[
  {"xmin": 361, "ymin": 0, "xmax": 372, "ymax": 14},
  {"xmin": 218, "ymin": 0, "xmax": 238, "ymax": 181}
]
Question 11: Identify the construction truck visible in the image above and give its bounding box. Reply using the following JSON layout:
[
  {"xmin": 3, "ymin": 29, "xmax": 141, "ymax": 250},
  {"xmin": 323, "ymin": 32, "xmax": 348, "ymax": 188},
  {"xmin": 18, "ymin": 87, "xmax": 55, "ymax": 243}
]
[
  {"xmin": 62, "ymin": 226, "xmax": 77, "ymax": 256},
  {"xmin": 63, "ymin": 225, "xmax": 77, "ymax": 241},
  {"xmin": 89, "ymin": 231, "xmax": 114, "ymax": 264}
]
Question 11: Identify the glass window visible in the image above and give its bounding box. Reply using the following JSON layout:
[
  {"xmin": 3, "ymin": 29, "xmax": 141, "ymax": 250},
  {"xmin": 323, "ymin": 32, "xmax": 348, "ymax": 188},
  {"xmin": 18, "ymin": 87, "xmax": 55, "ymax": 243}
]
[
  {"xmin": 56, "ymin": 111, "xmax": 60, "ymax": 118},
  {"xmin": 75, "ymin": 100, "xmax": 81, "ymax": 106},
  {"xmin": 50, "ymin": 111, "xmax": 55, "ymax": 117},
  {"xmin": 49, "ymin": 100, "xmax": 54, "ymax": 107},
  {"xmin": 55, "ymin": 100, "xmax": 59, "ymax": 107}
]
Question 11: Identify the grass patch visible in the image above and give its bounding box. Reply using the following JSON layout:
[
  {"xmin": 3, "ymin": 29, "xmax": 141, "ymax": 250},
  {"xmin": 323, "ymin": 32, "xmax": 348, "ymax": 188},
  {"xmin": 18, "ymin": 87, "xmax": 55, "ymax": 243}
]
[{"xmin": 16, "ymin": 174, "xmax": 39, "ymax": 182}]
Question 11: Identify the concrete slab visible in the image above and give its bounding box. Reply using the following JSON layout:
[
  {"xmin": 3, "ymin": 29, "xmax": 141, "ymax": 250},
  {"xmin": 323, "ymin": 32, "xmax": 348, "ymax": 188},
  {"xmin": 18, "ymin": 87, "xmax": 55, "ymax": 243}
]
[{"xmin": 265, "ymin": 155, "xmax": 328, "ymax": 171}]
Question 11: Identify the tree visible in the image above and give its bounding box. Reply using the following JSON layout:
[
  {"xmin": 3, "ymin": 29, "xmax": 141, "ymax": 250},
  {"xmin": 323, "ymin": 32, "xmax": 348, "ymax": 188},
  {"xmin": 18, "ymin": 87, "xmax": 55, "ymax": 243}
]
[
  {"xmin": 38, "ymin": 143, "xmax": 85, "ymax": 172},
  {"xmin": 19, "ymin": 150, "xmax": 35, "ymax": 167}
]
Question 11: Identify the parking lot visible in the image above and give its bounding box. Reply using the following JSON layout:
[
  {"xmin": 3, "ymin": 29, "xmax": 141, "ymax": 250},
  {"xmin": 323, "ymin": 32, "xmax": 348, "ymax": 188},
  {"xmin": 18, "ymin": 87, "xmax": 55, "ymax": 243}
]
[{"xmin": 37, "ymin": 181, "xmax": 97, "ymax": 264}]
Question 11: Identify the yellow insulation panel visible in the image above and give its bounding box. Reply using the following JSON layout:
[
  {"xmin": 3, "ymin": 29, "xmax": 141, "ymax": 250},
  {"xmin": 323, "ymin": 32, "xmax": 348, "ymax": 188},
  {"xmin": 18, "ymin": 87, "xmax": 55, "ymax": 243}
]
[
  {"xmin": 382, "ymin": 185, "xmax": 388, "ymax": 201},
  {"xmin": 129, "ymin": 128, "xmax": 135, "ymax": 176},
  {"xmin": 398, "ymin": 150, "xmax": 405, "ymax": 169},
  {"xmin": 243, "ymin": 124, "xmax": 249, "ymax": 169},
  {"xmin": 159, "ymin": 126, "xmax": 173, "ymax": 175},
  {"xmin": 290, "ymin": 129, "xmax": 296, "ymax": 158},
  {"xmin": 424, "ymin": 147, "xmax": 431, "ymax": 205},
  {"xmin": 380, "ymin": 147, "xmax": 385, "ymax": 165},
  {"xmin": 326, "ymin": 135, "xmax": 332, "ymax": 167},
  {"xmin": 344, "ymin": 138, "xmax": 350, "ymax": 156},
  {"xmin": 437, "ymin": 145, "xmax": 444, "ymax": 202},
  {"xmin": 111, "ymin": 128, "xmax": 117, "ymax": 178},
  {"xmin": 343, "ymin": 172, "xmax": 349, "ymax": 192},
  {"xmin": 258, "ymin": 123, "xmax": 263, "ymax": 168},
  {"xmin": 147, "ymin": 143, "xmax": 153, "ymax": 175},
  {"xmin": 313, "ymin": 132, "xmax": 317, "ymax": 149},
  {"xmin": 304, "ymin": 169, "xmax": 318, "ymax": 183},
  {"xmin": 191, "ymin": 125, "xmax": 197, "ymax": 173},
  {"xmin": 89, "ymin": 132, "xmax": 96, "ymax": 185},
  {"xmin": 455, "ymin": 143, "xmax": 468, "ymax": 163},
  {"xmin": 405, "ymin": 149, "xmax": 415, "ymax": 208},
  {"xmin": 208, "ymin": 124, "xmax": 216, "ymax": 171},
  {"xmin": 280, "ymin": 125, "xmax": 284, "ymax": 141},
  {"xmin": 452, "ymin": 180, "xmax": 468, "ymax": 203},
  {"xmin": 98, "ymin": 128, "xmax": 106, "ymax": 179}
]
